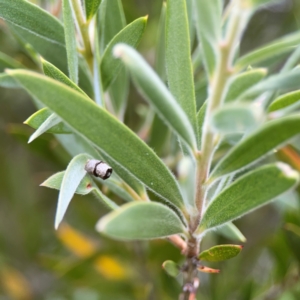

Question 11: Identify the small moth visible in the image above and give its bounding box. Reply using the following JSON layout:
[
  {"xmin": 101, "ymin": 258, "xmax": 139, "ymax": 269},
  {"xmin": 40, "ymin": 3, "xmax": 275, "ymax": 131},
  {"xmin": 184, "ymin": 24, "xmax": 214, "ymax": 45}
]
[{"xmin": 85, "ymin": 159, "xmax": 112, "ymax": 180}]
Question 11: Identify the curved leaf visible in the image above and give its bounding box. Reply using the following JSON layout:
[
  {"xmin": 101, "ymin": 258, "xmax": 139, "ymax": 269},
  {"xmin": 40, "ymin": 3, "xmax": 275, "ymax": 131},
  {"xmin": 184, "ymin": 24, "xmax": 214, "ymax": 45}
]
[
  {"xmin": 96, "ymin": 202, "xmax": 187, "ymax": 240},
  {"xmin": 85, "ymin": 0, "xmax": 101, "ymax": 20},
  {"xmin": 268, "ymin": 90, "xmax": 300, "ymax": 113},
  {"xmin": 225, "ymin": 68, "xmax": 267, "ymax": 102},
  {"xmin": 193, "ymin": 0, "xmax": 222, "ymax": 78},
  {"xmin": 8, "ymin": 70, "xmax": 185, "ymax": 211},
  {"xmin": 162, "ymin": 260, "xmax": 180, "ymax": 277},
  {"xmin": 54, "ymin": 153, "xmax": 91, "ymax": 229},
  {"xmin": 63, "ymin": 0, "xmax": 78, "ymax": 83},
  {"xmin": 101, "ymin": 16, "xmax": 147, "ymax": 90},
  {"xmin": 236, "ymin": 31, "xmax": 300, "ymax": 70},
  {"xmin": 41, "ymin": 171, "xmax": 118, "ymax": 210},
  {"xmin": 199, "ymin": 244, "xmax": 243, "ymax": 262},
  {"xmin": 165, "ymin": 0, "xmax": 197, "ymax": 133},
  {"xmin": 113, "ymin": 44, "xmax": 197, "ymax": 151},
  {"xmin": 210, "ymin": 114, "xmax": 300, "ymax": 179},
  {"xmin": 217, "ymin": 223, "xmax": 247, "ymax": 243},
  {"xmin": 200, "ymin": 163, "xmax": 299, "ymax": 231}
]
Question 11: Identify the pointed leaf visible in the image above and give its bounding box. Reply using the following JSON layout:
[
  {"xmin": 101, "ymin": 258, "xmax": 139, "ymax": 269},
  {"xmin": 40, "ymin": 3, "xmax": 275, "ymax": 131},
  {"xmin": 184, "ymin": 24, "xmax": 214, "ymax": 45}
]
[
  {"xmin": 236, "ymin": 31, "xmax": 300, "ymax": 70},
  {"xmin": 165, "ymin": 0, "xmax": 197, "ymax": 133},
  {"xmin": 193, "ymin": 0, "xmax": 222, "ymax": 78},
  {"xmin": 54, "ymin": 153, "xmax": 92, "ymax": 228},
  {"xmin": 101, "ymin": 16, "xmax": 147, "ymax": 90},
  {"xmin": 211, "ymin": 103, "xmax": 264, "ymax": 134},
  {"xmin": 63, "ymin": 0, "xmax": 78, "ymax": 83},
  {"xmin": 197, "ymin": 102, "xmax": 207, "ymax": 149},
  {"xmin": 113, "ymin": 44, "xmax": 197, "ymax": 151},
  {"xmin": 41, "ymin": 170, "xmax": 118, "ymax": 210},
  {"xmin": 225, "ymin": 68, "xmax": 267, "ymax": 102},
  {"xmin": 211, "ymin": 114, "xmax": 300, "ymax": 179},
  {"xmin": 85, "ymin": 0, "xmax": 101, "ymax": 20},
  {"xmin": 0, "ymin": 0, "xmax": 93, "ymax": 96},
  {"xmin": 268, "ymin": 90, "xmax": 300, "ymax": 113},
  {"xmin": 9, "ymin": 70, "xmax": 185, "ymax": 211},
  {"xmin": 42, "ymin": 59, "xmax": 86, "ymax": 95},
  {"xmin": 28, "ymin": 113, "xmax": 62, "ymax": 143},
  {"xmin": 239, "ymin": 69, "xmax": 300, "ymax": 100},
  {"xmin": 217, "ymin": 223, "xmax": 247, "ymax": 243},
  {"xmin": 25, "ymin": 108, "xmax": 71, "ymax": 134},
  {"xmin": 162, "ymin": 260, "xmax": 180, "ymax": 277},
  {"xmin": 199, "ymin": 244, "xmax": 243, "ymax": 262},
  {"xmin": 200, "ymin": 163, "xmax": 299, "ymax": 231},
  {"xmin": 0, "ymin": 0, "xmax": 65, "ymax": 46},
  {"xmin": 96, "ymin": 202, "xmax": 186, "ymax": 240}
]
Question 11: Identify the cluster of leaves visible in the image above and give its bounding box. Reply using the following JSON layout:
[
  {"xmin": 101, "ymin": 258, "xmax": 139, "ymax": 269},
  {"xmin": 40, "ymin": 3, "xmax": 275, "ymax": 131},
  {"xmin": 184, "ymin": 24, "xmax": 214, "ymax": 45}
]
[{"xmin": 1, "ymin": 0, "xmax": 300, "ymax": 297}]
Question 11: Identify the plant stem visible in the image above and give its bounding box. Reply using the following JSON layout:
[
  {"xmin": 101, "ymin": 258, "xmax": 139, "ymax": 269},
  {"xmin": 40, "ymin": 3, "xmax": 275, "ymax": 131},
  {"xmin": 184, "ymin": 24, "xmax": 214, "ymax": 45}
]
[
  {"xmin": 70, "ymin": 0, "xmax": 93, "ymax": 70},
  {"xmin": 181, "ymin": 3, "xmax": 243, "ymax": 298}
]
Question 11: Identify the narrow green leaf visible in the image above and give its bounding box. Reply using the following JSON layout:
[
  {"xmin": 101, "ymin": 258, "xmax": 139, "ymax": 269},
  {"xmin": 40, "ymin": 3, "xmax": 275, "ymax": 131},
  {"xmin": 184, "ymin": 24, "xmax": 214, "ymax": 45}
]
[
  {"xmin": 211, "ymin": 103, "xmax": 264, "ymax": 134},
  {"xmin": 217, "ymin": 223, "xmax": 247, "ymax": 243},
  {"xmin": 42, "ymin": 59, "xmax": 86, "ymax": 95},
  {"xmin": 28, "ymin": 113, "xmax": 62, "ymax": 143},
  {"xmin": 41, "ymin": 170, "xmax": 118, "ymax": 210},
  {"xmin": 239, "ymin": 69, "xmax": 300, "ymax": 100},
  {"xmin": 85, "ymin": 0, "xmax": 101, "ymax": 20},
  {"xmin": 0, "ymin": 0, "xmax": 93, "ymax": 96},
  {"xmin": 236, "ymin": 31, "xmax": 300, "ymax": 70},
  {"xmin": 63, "ymin": 0, "xmax": 78, "ymax": 83},
  {"xmin": 9, "ymin": 70, "xmax": 185, "ymax": 211},
  {"xmin": 101, "ymin": 17, "xmax": 147, "ymax": 90},
  {"xmin": 165, "ymin": 0, "xmax": 197, "ymax": 133},
  {"xmin": 96, "ymin": 202, "xmax": 186, "ymax": 240},
  {"xmin": 162, "ymin": 260, "xmax": 180, "ymax": 277},
  {"xmin": 197, "ymin": 102, "xmax": 207, "ymax": 149},
  {"xmin": 41, "ymin": 171, "xmax": 96, "ymax": 195},
  {"xmin": 193, "ymin": 0, "xmax": 222, "ymax": 78},
  {"xmin": 114, "ymin": 44, "xmax": 197, "ymax": 151},
  {"xmin": 268, "ymin": 90, "xmax": 300, "ymax": 113},
  {"xmin": 99, "ymin": 0, "xmax": 126, "ymax": 52},
  {"xmin": 54, "ymin": 153, "xmax": 92, "ymax": 229},
  {"xmin": 98, "ymin": 0, "xmax": 128, "ymax": 117},
  {"xmin": 211, "ymin": 114, "xmax": 300, "ymax": 179},
  {"xmin": 24, "ymin": 107, "xmax": 72, "ymax": 134},
  {"xmin": 225, "ymin": 68, "xmax": 267, "ymax": 102},
  {"xmin": 0, "ymin": 0, "xmax": 65, "ymax": 46},
  {"xmin": 0, "ymin": 51, "xmax": 25, "ymax": 71},
  {"xmin": 200, "ymin": 163, "xmax": 299, "ymax": 231},
  {"xmin": 199, "ymin": 244, "xmax": 243, "ymax": 262}
]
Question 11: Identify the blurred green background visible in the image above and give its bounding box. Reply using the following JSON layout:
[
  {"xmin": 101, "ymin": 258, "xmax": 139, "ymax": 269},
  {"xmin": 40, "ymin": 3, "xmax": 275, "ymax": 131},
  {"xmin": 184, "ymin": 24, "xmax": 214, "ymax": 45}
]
[{"xmin": 1, "ymin": 0, "xmax": 300, "ymax": 299}]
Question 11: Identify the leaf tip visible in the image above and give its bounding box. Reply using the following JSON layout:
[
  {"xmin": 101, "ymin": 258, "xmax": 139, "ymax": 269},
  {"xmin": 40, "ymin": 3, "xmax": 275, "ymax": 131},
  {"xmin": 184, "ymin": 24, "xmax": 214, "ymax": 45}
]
[{"xmin": 276, "ymin": 162, "xmax": 299, "ymax": 180}]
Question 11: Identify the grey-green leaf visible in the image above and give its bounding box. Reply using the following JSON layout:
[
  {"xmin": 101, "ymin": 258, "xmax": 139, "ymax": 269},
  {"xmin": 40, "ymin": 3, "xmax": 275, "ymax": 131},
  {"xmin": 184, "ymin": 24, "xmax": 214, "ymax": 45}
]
[
  {"xmin": 96, "ymin": 202, "xmax": 186, "ymax": 240},
  {"xmin": 28, "ymin": 113, "xmax": 62, "ymax": 143},
  {"xmin": 165, "ymin": 0, "xmax": 197, "ymax": 134},
  {"xmin": 0, "ymin": 51, "xmax": 25, "ymax": 71},
  {"xmin": 268, "ymin": 90, "xmax": 300, "ymax": 113},
  {"xmin": 9, "ymin": 70, "xmax": 185, "ymax": 211},
  {"xmin": 41, "ymin": 170, "xmax": 118, "ymax": 210},
  {"xmin": 63, "ymin": 0, "xmax": 78, "ymax": 83},
  {"xmin": 25, "ymin": 108, "xmax": 71, "ymax": 134},
  {"xmin": 217, "ymin": 223, "xmax": 247, "ymax": 243},
  {"xmin": 85, "ymin": 0, "xmax": 102, "ymax": 20},
  {"xmin": 114, "ymin": 44, "xmax": 197, "ymax": 151},
  {"xmin": 236, "ymin": 31, "xmax": 300, "ymax": 70},
  {"xmin": 200, "ymin": 163, "xmax": 299, "ymax": 231},
  {"xmin": 211, "ymin": 103, "xmax": 264, "ymax": 135},
  {"xmin": 101, "ymin": 16, "xmax": 147, "ymax": 90},
  {"xmin": 197, "ymin": 102, "xmax": 207, "ymax": 149},
  {"xmin": 193, "ymin": 0, "xmax": 222, "ymax": 78},
  {"xmin": 210, "ymin": 114, "xmax": 300, "ymax": 179},
  {"xmin": 199, "ymin": 244, "xmax": 243, "ymax": 262},
  {"xmin": 54, "ymin": 153, "xmax": 92, "ymax": 229},
  {"xmin": 42, "ymin": 59, "xmax": 86, "ymax": 95},
  {"xmin": 225, "ymin": 68, "xmax": 267, "ymax": 102}
]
